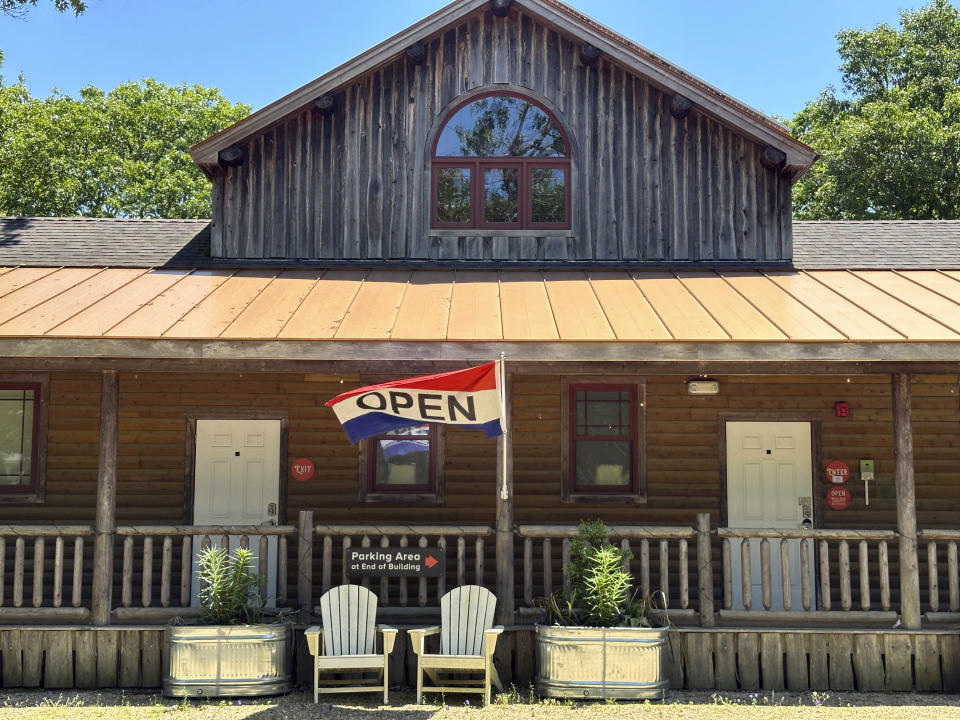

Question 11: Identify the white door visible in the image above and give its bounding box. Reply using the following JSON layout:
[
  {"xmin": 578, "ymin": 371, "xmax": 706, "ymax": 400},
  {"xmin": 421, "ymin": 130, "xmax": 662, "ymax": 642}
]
[
  {"xmin": 726, "ymin": 421, "xmax": 813, "ymax": 611},
  {"xmin": 193, "ymin": 419, "xmax": 281, "ymax": 607}
]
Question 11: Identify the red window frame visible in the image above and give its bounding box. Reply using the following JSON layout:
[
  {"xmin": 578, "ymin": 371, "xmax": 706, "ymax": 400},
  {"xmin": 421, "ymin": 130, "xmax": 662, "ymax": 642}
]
[
  {"xmin": 568, "ymin": 383, "xmax": 640, "ymax": 496},
  {"xmin": 364, "ymin": 424, "xmax": 440, "ymax": 495},
  {"xmin": 0, "ymin": 382, "xmax": 41, "ymax": 496},
  {"xmin": 431, "ymin": 91, "xmax": 571, "ymax": 231}
]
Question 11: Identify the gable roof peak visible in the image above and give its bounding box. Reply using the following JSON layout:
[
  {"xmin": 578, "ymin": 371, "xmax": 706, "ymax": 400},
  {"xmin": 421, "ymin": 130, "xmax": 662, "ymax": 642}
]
[{"xmin": 190, "ymin": 0, "xmax": 815, "ymax": 173}]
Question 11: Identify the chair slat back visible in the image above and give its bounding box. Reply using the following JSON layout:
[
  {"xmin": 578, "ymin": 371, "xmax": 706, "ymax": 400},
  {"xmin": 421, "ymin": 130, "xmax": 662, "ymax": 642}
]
[
  {"xmin": 319, "ymin": 584, "xmax": 377, "ymax": 656},
  {"xmin": 440, "ymin": 585, "xmax": 497, "ymax": 656}
]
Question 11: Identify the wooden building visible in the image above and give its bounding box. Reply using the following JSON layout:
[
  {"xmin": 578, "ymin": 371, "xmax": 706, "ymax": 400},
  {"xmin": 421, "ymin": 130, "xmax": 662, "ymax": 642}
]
[{"xmin": 0, "ymin": 0, "xmax": 958, "ymax": 693}]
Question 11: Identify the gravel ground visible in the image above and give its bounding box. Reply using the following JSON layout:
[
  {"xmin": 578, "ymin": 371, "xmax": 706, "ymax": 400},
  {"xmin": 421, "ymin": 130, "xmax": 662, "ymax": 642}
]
[{"xmin": 0, "ymin": 689, "xmax": 959, "ymax": 720}]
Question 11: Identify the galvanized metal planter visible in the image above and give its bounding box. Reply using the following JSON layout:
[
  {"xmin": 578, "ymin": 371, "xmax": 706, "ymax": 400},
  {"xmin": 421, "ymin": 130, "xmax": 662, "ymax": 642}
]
[
  {"xmin": 163, "ymin": 624, "xmax": 293, "ymax": 698},
  {"xmin": 535, "ymin": 624, "xmax": 669, "ymax": 700}
]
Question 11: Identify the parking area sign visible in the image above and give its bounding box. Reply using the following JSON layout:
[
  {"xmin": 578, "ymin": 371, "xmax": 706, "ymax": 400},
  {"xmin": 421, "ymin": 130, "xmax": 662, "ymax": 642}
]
[{"xmin": 345, "ymin": 547, "xmax": 445, "ymax": 578}]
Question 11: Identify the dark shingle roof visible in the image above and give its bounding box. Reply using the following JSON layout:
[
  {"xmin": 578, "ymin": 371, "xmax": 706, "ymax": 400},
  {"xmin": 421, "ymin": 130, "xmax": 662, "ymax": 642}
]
[
  {"xmin": 792, "ymin": 221, "xmax": 960, "ymax": 269},
  {"xmin": 1, "ymin": 217, "xmax": 959, "ymax": 270}
]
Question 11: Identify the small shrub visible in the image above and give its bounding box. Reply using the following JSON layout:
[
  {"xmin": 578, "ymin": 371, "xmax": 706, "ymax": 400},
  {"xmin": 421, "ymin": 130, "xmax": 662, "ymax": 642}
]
[{"xmin": 196, "ymin": 546, "xmax": 263, "ymax": 625}]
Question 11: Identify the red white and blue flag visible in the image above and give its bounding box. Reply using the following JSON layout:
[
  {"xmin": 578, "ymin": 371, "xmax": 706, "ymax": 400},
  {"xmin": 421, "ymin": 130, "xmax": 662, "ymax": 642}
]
[{"xmin": 326, "ymin": 361, "xmax": 505, "ymax": 444}]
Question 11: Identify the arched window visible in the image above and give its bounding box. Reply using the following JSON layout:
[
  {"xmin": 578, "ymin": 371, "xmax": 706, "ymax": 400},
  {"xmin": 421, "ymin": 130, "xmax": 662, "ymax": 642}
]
[{"xmin": 432, "ymin": 93, "xmax": 570, "ymax": 230}]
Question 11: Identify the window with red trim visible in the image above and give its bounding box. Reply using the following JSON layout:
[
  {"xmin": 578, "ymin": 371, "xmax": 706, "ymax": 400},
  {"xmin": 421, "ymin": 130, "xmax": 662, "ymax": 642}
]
[
  {"xmin": 360, "ymin": 424, "xmax": 444, "ymax": 503},
  {"xmin": 561, "ymin": 378, "xmax": 645, "ymax": 503},
  {"xmin": 0, "ymin": 383, "xmax": 41, "ymax": 496},
  {"xmin": 432, "ymin": 93, "xmax": 570, "ymax": 230}
]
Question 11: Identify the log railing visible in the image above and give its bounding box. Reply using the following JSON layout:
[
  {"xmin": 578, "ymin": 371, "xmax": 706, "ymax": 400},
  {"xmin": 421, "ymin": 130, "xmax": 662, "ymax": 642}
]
[
  {"xmin": 918, "ymin": 529, "xmax": 960, "ymax": 616},
  {"xmin": 515, "ymin": 522, "xmax": 703, "ymax": 618},
  {"xmin": 717, "ymin": 528, "xmax": 898, "ymax": 618},
  {"xmin": 0, "ymin": 525, "xmax": 93, "ymax": 621},
  {"xmin": 312, "ymin": 524, "xmax": 494, "ymax": 609},
  {"xmin": 112, "ymin": 525, "xmax": 297, "ymax": 621}
]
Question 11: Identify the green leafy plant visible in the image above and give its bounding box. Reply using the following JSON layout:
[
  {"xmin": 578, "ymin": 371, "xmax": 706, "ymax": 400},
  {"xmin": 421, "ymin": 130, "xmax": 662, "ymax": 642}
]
[
  {"xmin": 196, "ymin": 546, "xmax": 263, "ymax": 625},
  {"xmin": 542, "ymin": 520, "xmax": 666, "ymax": 628}
]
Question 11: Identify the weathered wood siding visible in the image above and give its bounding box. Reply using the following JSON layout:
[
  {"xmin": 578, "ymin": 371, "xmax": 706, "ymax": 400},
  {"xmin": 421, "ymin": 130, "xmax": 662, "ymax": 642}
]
[{"xmin": 213, "ymin": 7, "xmax": 792, "ymax": 263}]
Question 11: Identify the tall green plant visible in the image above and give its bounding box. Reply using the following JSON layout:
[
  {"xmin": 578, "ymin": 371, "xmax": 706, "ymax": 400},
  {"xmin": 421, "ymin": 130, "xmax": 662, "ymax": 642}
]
[
  {"xmin": 544, "ymin": 519, "xmax": 664, "ymax": 628},
  {"xmin": 196, "ymin": 546, "xmax": 263, "ymax": 625}
]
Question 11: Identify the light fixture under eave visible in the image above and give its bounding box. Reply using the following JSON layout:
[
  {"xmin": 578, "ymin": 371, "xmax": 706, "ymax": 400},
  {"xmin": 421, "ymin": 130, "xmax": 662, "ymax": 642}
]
[{"xmin": 687, "ymin": 379, "xmax": 720, "ymax": 396}]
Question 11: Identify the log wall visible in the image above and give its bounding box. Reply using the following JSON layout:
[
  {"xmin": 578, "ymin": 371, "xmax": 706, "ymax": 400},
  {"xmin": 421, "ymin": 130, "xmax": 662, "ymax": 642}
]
[{"xmin": 214, "ymin": 7, "xmax": 791, "ymax": 264}]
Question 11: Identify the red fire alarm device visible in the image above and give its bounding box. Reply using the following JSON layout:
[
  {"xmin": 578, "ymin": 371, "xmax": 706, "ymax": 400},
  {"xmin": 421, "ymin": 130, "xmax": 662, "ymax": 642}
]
[{"xmin": 834, "ymin": 402, "xmax": 850, "ymax": 417}]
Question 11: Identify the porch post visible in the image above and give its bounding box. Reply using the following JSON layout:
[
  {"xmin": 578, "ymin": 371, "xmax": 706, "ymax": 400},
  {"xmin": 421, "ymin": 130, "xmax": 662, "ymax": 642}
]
[
  {"xmin": 892, "ymin": 373, "xmax": 921, "ymax": 630},
  {"xmin": 495, "ymin": 372, "xmax": 514, "ymax": 624},
  {"xmin": 91, "ymin": 370, "xmax": 119, "ymax": 626},
  {"xmin": 297, "ymin": 509, "xmax": 314, "ymax": 618},
  {"xmin": 696, "ymin": 513, "xmax": 715, "ymax": 626}
]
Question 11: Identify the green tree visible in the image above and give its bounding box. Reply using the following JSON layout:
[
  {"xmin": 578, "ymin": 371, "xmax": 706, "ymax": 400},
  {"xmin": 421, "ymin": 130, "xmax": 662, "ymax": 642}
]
[
  {"xmin": 0, "ymin": 77, "xmax": 250, "ymax": 218},
  {"xmin": 791, "ymin": 0, "xmax": 960, "ymax": 219}
]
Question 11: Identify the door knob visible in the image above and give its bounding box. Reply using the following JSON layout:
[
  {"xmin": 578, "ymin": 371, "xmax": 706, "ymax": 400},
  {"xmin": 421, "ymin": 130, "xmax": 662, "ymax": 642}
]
[{"xmin": 267, "ymin": 502, "xmax": 277, "ymax": 516}]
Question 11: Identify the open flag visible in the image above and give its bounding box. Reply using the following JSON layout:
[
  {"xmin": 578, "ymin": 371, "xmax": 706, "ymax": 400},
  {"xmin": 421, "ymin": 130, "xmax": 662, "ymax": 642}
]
[{"xmin": 326, "ymin": 361, "xmax": 505, "ymax": 444}]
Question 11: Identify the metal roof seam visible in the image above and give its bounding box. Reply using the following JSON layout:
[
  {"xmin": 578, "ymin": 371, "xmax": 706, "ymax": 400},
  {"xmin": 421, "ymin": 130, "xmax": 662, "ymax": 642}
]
[
  {"xmin": 670, "ymin": 270, "xmax": 732, "ymax": 340},
  {"xmin": 497, "ymin": 271, "xmax": 505, "ymax": 343},
  {"xmin": 275, "ymin": 270, "xmax": 326, "ymax": 339},
  {"xmin": 627, "ymin": 271, "xmax": 675, "ymax": 341},
  {"xmin": 0, "ymin": 267, "xmax": 104, "ymax": 332},
  {"xmin": 43, "ymin": 268, "xmax": 151, "ymax": 337},
  {"xmin": 0, "ymin": 267, "xmax": 59, "ymax": 301},
  {"xmin": 160, "ymin": 269, "xmax": 238, "ymax": 338},
  {"xmin": 98, "ymin": 268, "xmax": 195, "ymax": 338},
  {"xmin": 716, "ymin": 271, "xmax": 793, "ymax": 341},
  {"xmin": 760, "ymin": 270, "xmax": 852, "ymax": 342},
  {"xmin": 386, "ymin": 269, "xmax": 414, "ymax": 341},
  {"xmin": 538, "ymin": 270, "xmax": 564, "ymax": 341},
  {"xmin": 329, "ymin": 269, "xmax": 370, "ymax": 341},
  {"xmin": 444, "ymin": 271, "xmax": 456, "ymax": 341},
  {"xmin": 808, "ymin": 270, "xmax": 910, "ymax": 340},
  {"xmin": 216, "ymin": 269, "xmax": 282, "ymax": 338},
  {"xmin": 852, "ymin": 270, "xmax": 960, "ymax": 339},
  {"xmin": 584, "ymin": 272, "xmax": 620, "ymax": 340}
]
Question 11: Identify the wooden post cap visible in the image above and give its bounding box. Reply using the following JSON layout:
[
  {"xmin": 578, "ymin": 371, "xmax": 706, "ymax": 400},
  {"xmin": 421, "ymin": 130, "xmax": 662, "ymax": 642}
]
[
  {"xmin": 760, "ymin": 146, "xmax": 788, "ymax": 170},
  {"xmin": 491, "ymin": 0, "xmax": 512, "ymax": 17},
  {"xmin": 579, "ymin": 43, "xmax": 602, "ymax": 66},
  {"xmin": 670, "ymin": 94, "xmax": 693, "ymax": 119}
]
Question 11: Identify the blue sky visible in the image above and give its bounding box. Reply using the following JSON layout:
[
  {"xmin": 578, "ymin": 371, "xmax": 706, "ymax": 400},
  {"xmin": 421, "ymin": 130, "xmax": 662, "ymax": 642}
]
[{"xmin": 0, "ymin": 0, "xmax": 931, "ymax": 120}]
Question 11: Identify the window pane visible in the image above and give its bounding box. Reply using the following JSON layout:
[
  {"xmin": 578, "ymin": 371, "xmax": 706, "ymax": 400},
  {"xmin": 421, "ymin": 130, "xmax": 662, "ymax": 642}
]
[
  {"xmin": 0, "ymin": 390, "xmax": 31, "ymax": 486},
  {"xmin": 374, "ymin": 425, "xmax": 430, "ymax": 487},
  {"xmin": 576, "ymin": 390, "xmax": 631, "ymax": 436},
  {"xmin": 530, "ymin": 168, "xmax": 566, "ymax": 223},
  {"xmin": 575, "ymin": 440, "xmax": 630, "ymax": 487},
  {"xmin": 436, "ymin": 167, "xmax": 471, "ymax": 223},
  {"xmin": 484, "ymin": 168, "xmax": 519, "ymax": 223},
  {"xmin": 436, "ymin": 96, "xmax": 566, "ymax": 157}
]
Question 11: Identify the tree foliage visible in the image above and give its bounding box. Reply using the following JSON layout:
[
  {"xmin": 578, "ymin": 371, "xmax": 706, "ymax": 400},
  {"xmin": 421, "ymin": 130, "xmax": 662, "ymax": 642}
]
[
  {"xmin": 1, "ymin": 0, "xmax": 85, "ymax": 17},
  {"xmin": 0, "ymin": 77, "xmax": 250, "ymax": 218},
  {"xmin": 791, "ymin": 0, "xmax": 960, "ymax": 219}
]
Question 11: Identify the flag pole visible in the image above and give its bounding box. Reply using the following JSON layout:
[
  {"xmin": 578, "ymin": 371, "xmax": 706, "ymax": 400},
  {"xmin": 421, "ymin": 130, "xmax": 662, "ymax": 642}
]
[{"xmin": 498, "ymin": 352, "xmax": 508, "ymax": 500}]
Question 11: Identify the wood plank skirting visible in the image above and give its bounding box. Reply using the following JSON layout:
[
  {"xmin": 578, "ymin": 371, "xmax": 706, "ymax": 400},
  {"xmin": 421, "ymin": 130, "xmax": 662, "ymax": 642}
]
[{"xmin": 0, "ymin": 626, "xmax": 956, "ymax": 692}]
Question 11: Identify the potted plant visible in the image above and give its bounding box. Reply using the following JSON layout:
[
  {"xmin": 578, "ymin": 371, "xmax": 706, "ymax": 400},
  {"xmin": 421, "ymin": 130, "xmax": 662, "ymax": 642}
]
[
  {"xmin": 535, "ymin": 520, "xmax": 669, "ymax": 700},
  {"xmin": 163, "ymin": 546, "xmax": 294, "ymax": 698}
]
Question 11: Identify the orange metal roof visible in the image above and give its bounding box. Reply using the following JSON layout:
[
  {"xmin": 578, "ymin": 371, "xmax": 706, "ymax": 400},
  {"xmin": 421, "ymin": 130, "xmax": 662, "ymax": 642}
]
[{"xmin": 0, "ymin": 267, "xmax": 959, "ymax": 343}]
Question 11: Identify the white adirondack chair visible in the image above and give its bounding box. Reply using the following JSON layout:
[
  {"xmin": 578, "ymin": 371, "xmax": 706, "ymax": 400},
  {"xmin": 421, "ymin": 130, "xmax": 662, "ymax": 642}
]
[
  {"xmin": 409, "ymin": 585, "xmax": 504, "ymax": 705},
  {"xmin": 305, "ymin": 584, "xmax": 398, "ymax": 704}
]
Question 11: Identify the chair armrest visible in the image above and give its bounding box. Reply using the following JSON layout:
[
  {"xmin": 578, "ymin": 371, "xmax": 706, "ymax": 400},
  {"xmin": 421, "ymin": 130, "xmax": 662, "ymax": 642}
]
[
  {"xmin": 408, "ymin": 625, "xmax": 441, "ymax": 656},
  {"xmin": 378, "ymin": 625, "xmax": 399, "ymax": 655},
  {"xmin": 304, "ymin": 625, "xmax": 323, "ymax": 657},
  {"xmin": 484, "ymin": 626, "xmax": 505, "ymax": 658}
]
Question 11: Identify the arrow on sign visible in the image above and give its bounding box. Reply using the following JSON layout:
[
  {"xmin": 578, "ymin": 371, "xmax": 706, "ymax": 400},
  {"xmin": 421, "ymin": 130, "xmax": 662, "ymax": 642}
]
[{"xmin": 424, "ymin": 555, "xmax": 438, "ymax": 568}]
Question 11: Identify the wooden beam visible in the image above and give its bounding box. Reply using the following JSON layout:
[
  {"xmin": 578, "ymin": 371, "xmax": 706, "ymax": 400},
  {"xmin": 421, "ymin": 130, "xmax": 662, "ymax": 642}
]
[
  {"xmin": 670, "ymin": 94, "xmax": 693, "ymax": 119},
  {"xmin": 495, "ymin": 372, "xmax": 514, "ymax": 625},
  {"xmin": 578, "ymin": 43, "xmax": 601, "ymax": 66},
  {"xmin": 91, "ymin": 370, "xmax": 119, "ymax": 627},
  {"xmin": 313, "ymin": 94, "xmax": 336, "ymax": 116},
  {"xmin": 490, "ymin": 0, "xmax": 511, "ymax": 17},
  {"xmin": 760, "ymin": 146, "xmax": 787, "ymax": 171},
  {"xmin": 891, "ymin": 373, "xmax": 922, "ymax": 630},
  {"xmin": 406, "ymin": 42, "xmax": 428, "ymax": 66},
  {"xmin": 216, "ymin": 145, "xmax": 245, "ymax": 168}
]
